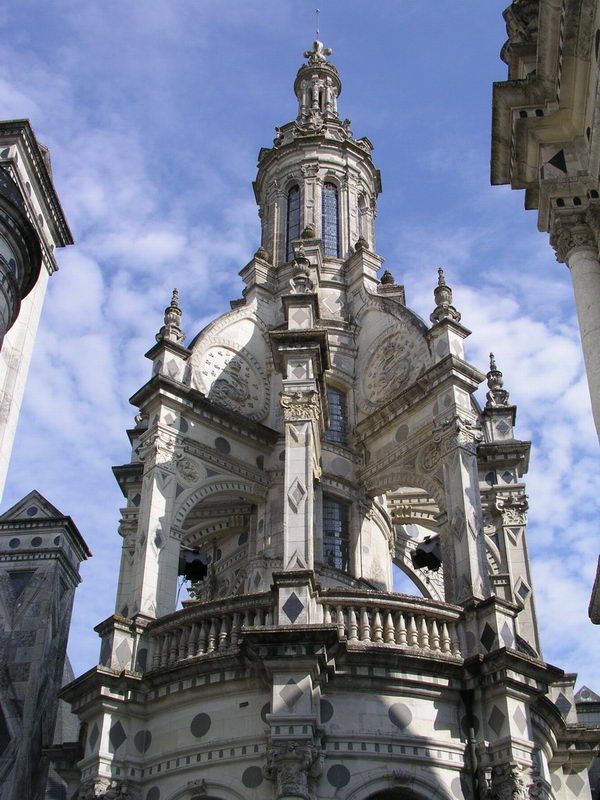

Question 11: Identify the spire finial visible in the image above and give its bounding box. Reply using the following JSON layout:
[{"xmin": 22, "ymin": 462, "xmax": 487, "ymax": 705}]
[
  {"xmin": 486, "ymin": 352, "xmax": 510, "ymax": 407},
  {"xmin": 156, "ymin": 287, "xmax": 185, "ymax": 344},
  {"xmin": 316, "ymin": 8, "xmax": 320, "ymax": 39},
  {"xmin": 304, "ymin": 39, "xmax": 332, "ymax": 64},
  {"xmin": 430, "ymin": 268, "xmax": 461, "ymax": 325}
]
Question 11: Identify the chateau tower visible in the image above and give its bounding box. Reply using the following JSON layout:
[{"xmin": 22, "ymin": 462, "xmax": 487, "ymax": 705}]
[{"xmin": 61, "ymin": 41, "xmax": 599, "ymax": 800}]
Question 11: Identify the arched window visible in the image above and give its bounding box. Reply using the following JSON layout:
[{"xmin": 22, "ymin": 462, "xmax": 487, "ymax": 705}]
[
  {"xmin": 286, "ymin": 185, "xmax": 301, "ymax": 262},
  {"xmin": 323, "ymin": 495, "xmax": 349, "ymax": 571},
  {"xmin": 324, "ymin": 385, "xmax": 347, "ymax": 445},
  {"xmin": 322, "ymin": 182, "xmax": 339, "ymax": 257},
  {"xmin": 358, "ymin": 193, "xmax": 368, "ymax": 243}
]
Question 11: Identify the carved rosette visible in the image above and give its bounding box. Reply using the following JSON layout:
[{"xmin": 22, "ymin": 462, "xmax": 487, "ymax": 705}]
[
  {"xmin": 175, "ymin": 454, "xmax": 200, "ymax": 483},
  {"xmin": 280, "ymin": 390, "xmax": 321, "ymax": 422},
  {"xmin": 432, "ymin": 414, "xmax": 483, "ymax": 457},
  {"xmin": 265, "ymin": 741, "xmax": 323, "ymax": 800}
]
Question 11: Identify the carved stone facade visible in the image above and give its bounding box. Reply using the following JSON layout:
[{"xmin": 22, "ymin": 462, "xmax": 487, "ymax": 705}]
[{"xmin": 57, "ymin": 38, "xmax": 599, "ymax": 800}]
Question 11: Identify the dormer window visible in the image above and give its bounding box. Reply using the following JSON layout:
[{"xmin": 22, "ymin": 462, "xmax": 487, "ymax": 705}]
[
  {"xmin": 286, "ymin": 185, "xmax": 301, "ymax": 261},
  {"xmin": 322, "ymin": 182, "xmax": 339, "ymax": 258}
]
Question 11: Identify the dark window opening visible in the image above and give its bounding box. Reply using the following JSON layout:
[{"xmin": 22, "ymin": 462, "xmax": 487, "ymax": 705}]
[
  {"xmin": 324, "ymin": 385, "xmax": 347, "ymax": 445},
  {"xmin": 323, "ymin": 496, "xmax": 350, "ymax": 571},
  {"xmin": 286, "ymin": 185, "xmax": 301, "ymax": 261},
  {"xmin": 322, "ymin": 182, "xmax": 339, "ymax": 258}
]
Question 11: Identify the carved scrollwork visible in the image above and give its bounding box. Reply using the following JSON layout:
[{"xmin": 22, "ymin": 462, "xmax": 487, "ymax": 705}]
[
  {"xmin": 496, "ymin": 494, "xmax": 528, "ymax": 526},
  {"xmin": 280, "ymin": 390, "xmax": 321, "ymax": 422}
]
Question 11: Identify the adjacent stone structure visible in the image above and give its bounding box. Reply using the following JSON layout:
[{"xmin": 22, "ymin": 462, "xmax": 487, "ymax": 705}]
[
  {"xmin": 0, "ymin": 490, "xmax": 90, "ymax": 799},
  {"xmin": 58, "ymin": 39, "xmax": 600, "ymax": 800},
  {"xmin": 0, "ymin": 120, "xmax": 73, "ymax": 500}
]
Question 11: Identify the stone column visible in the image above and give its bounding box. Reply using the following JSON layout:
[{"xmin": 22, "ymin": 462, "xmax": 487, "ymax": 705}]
[{"xmin": 552, "ymin": 215, "xmax": 600, "ymax": 439}]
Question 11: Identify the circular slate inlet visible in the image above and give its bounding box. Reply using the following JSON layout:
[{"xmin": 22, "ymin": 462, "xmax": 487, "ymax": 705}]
[
  {"xmin": 320, "ymin": 699, "xmax": 334, "ymax": 723},
  {"xmin": 260, "ymin": 702, "xmax": 271, "ymax": 723},
  {"xmin": 190, "ymin": 712, "xmax": 211, "ymax": 738},
  {"xmin": 327, "ymin": 764, "xmax": 350, "ymax": 788},
  {"xmin": 388, "ymin": 702, "xmax": 412, "ymax": 729},
  {"xmin": 242, "ymin": 766, "xmax": 263, "ymax": 788}
]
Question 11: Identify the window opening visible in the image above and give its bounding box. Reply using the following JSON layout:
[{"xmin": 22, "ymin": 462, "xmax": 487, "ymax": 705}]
[
  {"xmin": 358, "ymin": 194, "xmax": 368, "ymax": 243},
  {"xmin": 286, "ymin": 185, "xmax": 301, "ymax": 261},
  {"xmin": 324, "ymin": 385, "xmax": 347, "ymax": 445},
  {"xmin": 323, "ymin": 496, "xmax": 349, "ymax": 571},
  {"xmin": 322, "ymin": 182, "xmax": 339, "ymax": 257}
]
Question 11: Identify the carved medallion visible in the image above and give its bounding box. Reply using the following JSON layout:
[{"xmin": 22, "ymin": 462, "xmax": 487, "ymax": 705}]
[
  {"xmin": 357, "ymin": 325, "xmax": 430, "ymax": 412},
  {"xmin": 190, "ymin": 342, "xmax": 269, "ymax": 421}
]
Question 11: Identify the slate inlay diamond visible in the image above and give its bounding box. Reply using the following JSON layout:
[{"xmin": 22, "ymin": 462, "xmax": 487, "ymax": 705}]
[
  {"xmin": 282, "ymin": 592, "xmax": 304, "ymax": 623},
  {"xmin": 488, "ymin": 705, "xmax": 505, "ymax": 736},
  {"xmin": 280, "ymin": 678, "xmax": 303, "ymax": 709},
  {"xmin": 496, "ymin": 420, "xmax": 510, "ymax": 435},
  {"xmin": 565, "ymin": 771, "xmax": 585, "ymax": 796},
  {"xmin": 555, "ymin": 692, "xmax": 572, "ymax": 718},
  {"xmin": 109, "ymin": 720, "xmax": 127, "ymax": 751},
  {"xmin": 480, "ymin": 623, "xmax": 496, "ymax": 652},
  {"xmin": 517, "ymin": 582, "xmax": 530, "ymax": 601},
  {"xmin": 88, "ymin": 722, "xmax": 100, "ymax": 751}
]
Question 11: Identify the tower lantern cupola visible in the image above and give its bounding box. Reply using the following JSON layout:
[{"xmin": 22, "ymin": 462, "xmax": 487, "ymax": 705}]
[{"xmin": 253, "ymin": 40, "xmax": 381, "ymax": 268}]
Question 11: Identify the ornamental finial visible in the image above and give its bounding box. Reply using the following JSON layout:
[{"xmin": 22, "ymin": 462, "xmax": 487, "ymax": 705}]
[
  {"xmin": 304, "ymin": 39, "xmax": 332, "ymax": 65},
  {"xmin": 156, "ymin": 287, "xmax": 185, "ymax": 344},
  {"xmin": 486, "ymin": 352, "xmax": 510, "ymax": 407},
  {"xmin": 430, "ymin": 268, "xmax": 461, "ymax": 325}
]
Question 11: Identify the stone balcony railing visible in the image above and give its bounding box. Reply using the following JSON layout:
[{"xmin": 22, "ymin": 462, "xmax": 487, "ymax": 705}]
[
  {"xmin": 319, "ymin": 588, "xmax": 462, "ymax": 658},
  {"xmin": 148, "ymin": 592, "xmax": 276, "ymax": 669}
]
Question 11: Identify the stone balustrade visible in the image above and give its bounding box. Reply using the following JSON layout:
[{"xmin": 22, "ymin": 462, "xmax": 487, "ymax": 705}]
[
  {"xmin": 148, "ymin": 592, "xmax": 276, "ymax": 670},
  {"xmin": 319, "ymin": 589, "xmax": 462, "ymax": 657}
]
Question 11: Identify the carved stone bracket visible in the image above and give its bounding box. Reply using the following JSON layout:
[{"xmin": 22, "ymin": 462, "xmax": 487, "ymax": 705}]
[
  {"xmin": 495, "ymin": 494, "xmax": 528, "ymax": 526},
  {"xmin": 432, "ymin": 413, "xmax": 483, "ymax": 456},
  {"xmin": 280, "ymin": 390, "xmax": 321, "ymax": 422},
  {"xmin": 264, "ymin": 741, "xmax": 323, "ymax": 800},
  {"xmin": 79, "ymin": 778, "xmax": 137, "ymax": 800}
]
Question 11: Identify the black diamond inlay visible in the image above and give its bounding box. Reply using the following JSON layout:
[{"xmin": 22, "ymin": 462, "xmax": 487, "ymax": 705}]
[
  {"xmin": 480, "ymin": 622, "xmax": 496, "ymax": 652},
  {"xmin": 282, "ymin": 592, "xmax": 304, "ymax": 623},
  {"xmin": 501, "ymin": 621, "xmax": 514, "ymax": 648},
  {"xmin": 488, "ymin": 705, "xmax": 505, "ymax": 736},
  {"xmin": 109, "ymin": 720, "xmax": 127, "ymax": 751},
  {"xmin": 555, "ymin": 692, "xmax": 572, "ymax": 718}
]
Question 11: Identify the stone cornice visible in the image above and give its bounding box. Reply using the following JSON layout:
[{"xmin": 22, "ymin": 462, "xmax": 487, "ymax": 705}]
[{"xmin": 129, "ymin": 374, "xmax": 279, "ymax": 447}]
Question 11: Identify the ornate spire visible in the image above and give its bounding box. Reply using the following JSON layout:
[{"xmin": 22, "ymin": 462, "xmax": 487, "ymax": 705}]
[
  {"xmin": 303, "ymin": 39, "xmax": 332, "ymax": 65},
  {"xmin": 485, "ymin": 352, "xmax": 510, "ymax": 407},
  {"xmin": 430, "ymin": 268, "xmax": 461, "ymax": 324},
  {"xmin": 156, "ymin": 288, "xmax": 185, "ymax": 344}
]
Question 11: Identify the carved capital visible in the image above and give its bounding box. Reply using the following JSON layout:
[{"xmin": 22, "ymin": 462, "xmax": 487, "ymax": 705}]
[
  {"xmin": 137, "ymin": 430, "xmax": 177, "ymax": 470},
  {"xmin": 483, "ymin": 762, "xmax": 529, "ymax": 800},
  {"xmin": 495, "ymin": 494, "xmax": 528, "ymax": 526},
  {"xmin": 280, "ymin": 390, "xmax": 321, "ymax": 422},
  {"xmin": 265, "ymin": 741, "xmax": 323, "ymax": 800},
  {"xmin": 432, "ymin": 413, "xmax": 482, "ymax": 456},
  {"xmin": 550, "ymin": 215, "xmax": 597, "ymax": 264}
]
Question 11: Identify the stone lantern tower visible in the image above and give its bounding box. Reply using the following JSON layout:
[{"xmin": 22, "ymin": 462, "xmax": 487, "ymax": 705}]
[{"xmin": 61, "ymin": 41, "xmax": 599, "ymax": 800}]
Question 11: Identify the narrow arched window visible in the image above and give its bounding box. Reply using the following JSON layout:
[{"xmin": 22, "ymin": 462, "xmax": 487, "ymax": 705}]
[
  {"xmin": 358, "ymin": 194, "xmax": 368, "ymax": 243},
  {"xmin": 286, "ymin": 185, "xmax": 301, "ymax": 262},
  {"xmin": 322, "ymin": 182, "xmax": 339, "ymax": 258},
  {"xmin": 324, "ymin": 385, "xmax": 347, "ymax": 445},
  {"xmin": 323, "ymin": 495, "xmax": 350, "ymax": 571}
]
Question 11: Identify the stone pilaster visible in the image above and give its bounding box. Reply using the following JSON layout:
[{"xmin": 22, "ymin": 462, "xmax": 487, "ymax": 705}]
[{"xmin": 432, "ymin": 411, "xmax": 491, "ymax": 605}]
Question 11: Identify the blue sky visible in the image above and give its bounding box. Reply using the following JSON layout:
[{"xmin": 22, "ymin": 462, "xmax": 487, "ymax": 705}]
[{"xmin": 1, "ymin": 1, "xmax": 598, "ymax": 690}]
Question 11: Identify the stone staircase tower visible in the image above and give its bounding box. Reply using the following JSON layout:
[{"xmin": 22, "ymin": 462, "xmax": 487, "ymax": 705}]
[{"xmin": 60, "ymin": 40, "xmax": 599, "ymax": 800}]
